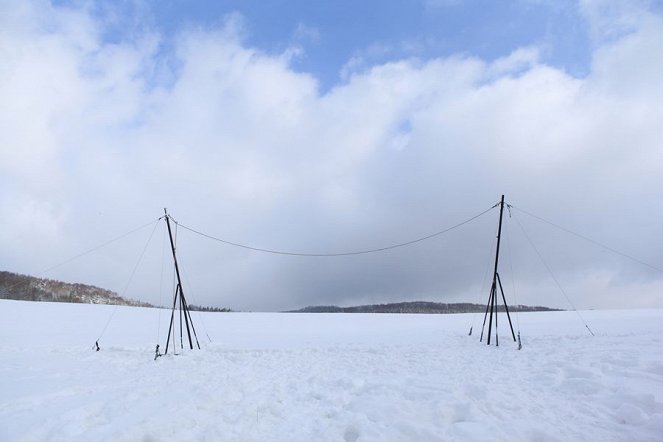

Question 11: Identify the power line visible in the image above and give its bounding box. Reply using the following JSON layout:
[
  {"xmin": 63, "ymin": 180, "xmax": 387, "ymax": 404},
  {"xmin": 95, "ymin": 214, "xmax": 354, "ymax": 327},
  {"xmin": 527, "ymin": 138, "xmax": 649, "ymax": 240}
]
[
  {"xmin": 96, "ymin": 219, "xmax": 161, "ymax": 342},
  {"xmin": 509, "ymin": 205, "xmax": 663, "ymax": 274},
  {"xmin": 469, "ymin": 220, "xmax": 498, "ymax": 335},
  {"xmin": 504, "ymin": 216, "xmax": 521, "ymax": 333},
  {"xmin": 511, "ymin": 212, "xmax": 595, "ymax": 336},
  {"xmin": 1, "ymin": 217, "xmax": 163, "ymax": 297},
  {"xmin": 173, "ymin": 203, "xmax": 499, "ymax": 257},
  {"xmin": 39, "ymin": 217, "xmax": 164, "ymax": 276}
]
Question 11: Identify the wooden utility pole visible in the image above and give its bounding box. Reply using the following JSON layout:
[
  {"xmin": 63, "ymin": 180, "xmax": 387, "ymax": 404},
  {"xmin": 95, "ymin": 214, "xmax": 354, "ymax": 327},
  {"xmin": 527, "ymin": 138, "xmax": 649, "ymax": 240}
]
[
  {"xmin": 163, "ymin": 209, "xmax": 200, "ymax": 354},
  {"xmin": 480, "ymin": 195, "xmax": 516, "ymax": 346}
]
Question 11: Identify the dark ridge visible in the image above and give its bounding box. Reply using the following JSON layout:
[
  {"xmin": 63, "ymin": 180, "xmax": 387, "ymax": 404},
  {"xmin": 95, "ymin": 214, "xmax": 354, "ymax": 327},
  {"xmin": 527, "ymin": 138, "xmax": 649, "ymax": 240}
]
[
  {"xmin": 0, "ymin": 270, "xmax": 153, "ymax": 307},
  {"xmin": 287, "ymin": 301, "xmax": 561, "ymax": 314},
  {"xmin": 187, "ymin": 304, "xmax": 232, "ymax": 313},
  {"xmin": 0, "ymin": 270, "xmax": 234, "ymax": 311}
]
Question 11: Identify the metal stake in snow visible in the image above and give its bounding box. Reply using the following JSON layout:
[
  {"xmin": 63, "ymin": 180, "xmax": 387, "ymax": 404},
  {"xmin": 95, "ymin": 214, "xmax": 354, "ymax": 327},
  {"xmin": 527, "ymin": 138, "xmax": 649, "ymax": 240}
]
[
  {"xmin": 479, "ymin": 195, "xmax": 517, "ymax": 347},
  {"xmin": 162, "ymin": 209, "xmax": 201, "ymax": 356}
]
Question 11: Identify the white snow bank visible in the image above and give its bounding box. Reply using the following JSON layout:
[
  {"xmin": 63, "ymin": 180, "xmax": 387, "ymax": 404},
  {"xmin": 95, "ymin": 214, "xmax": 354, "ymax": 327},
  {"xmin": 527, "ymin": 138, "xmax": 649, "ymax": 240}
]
[{"xmin": 0, "ymin": 300, "xmax": 661, "ymax": 441}]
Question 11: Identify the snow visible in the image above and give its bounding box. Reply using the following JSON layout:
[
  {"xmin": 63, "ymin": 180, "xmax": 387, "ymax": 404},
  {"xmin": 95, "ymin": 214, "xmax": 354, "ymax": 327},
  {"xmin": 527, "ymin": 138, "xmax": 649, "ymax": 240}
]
[{"xmin": 1, "ymin": 300, "xmax": 662, "ymax": 441}]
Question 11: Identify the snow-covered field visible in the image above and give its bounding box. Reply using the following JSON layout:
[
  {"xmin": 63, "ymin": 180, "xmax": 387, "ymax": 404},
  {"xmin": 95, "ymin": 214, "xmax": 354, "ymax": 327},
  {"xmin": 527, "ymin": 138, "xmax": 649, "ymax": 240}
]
[{"xmin": 1, "ymin": 300, "xmax": 661, "ymax": 441}]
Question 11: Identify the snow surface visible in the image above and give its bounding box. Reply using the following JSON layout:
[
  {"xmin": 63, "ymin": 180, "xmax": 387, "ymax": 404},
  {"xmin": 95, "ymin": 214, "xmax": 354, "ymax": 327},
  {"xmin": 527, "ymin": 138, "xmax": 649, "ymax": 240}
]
[{"xmin": 1, "ymin": 300, "xmax": 662, "ymax": 441}]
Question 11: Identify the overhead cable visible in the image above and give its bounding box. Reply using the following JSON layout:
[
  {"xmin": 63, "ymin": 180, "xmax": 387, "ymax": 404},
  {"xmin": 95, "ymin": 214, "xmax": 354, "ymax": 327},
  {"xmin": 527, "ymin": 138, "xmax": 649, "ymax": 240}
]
[
  {"xmin": 509, "ymin": 205, "xmax": 663, "ymax": 274},
  {"xmin": 96, "ymin": 218, "xmax": 161, "ymax": 343},
  {"xmin": 1, "ymin": 217, "xmax": 163, "ymax": 297},
  {"xmin": 173, "ymin": 203, "xmax": 499, "ymax": 257},
  {"xmin": 39, "ymin": 217, "xmax": 164, "ymax": 276},
  {"xmin": 511, "ymin": 212, "xmax": 595, "ymax": 336}
]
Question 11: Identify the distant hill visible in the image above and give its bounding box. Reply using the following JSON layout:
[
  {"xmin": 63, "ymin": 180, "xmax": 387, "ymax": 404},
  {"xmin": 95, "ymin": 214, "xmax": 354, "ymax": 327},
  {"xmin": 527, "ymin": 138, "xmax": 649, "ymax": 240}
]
[
  {"xmin": 0, "ymin": 271, "xmax": 152, "ymax": 307},
  {"xmin": 288, "ymin": 301, "xmax": 561, "ymax": 314},
  {"xmin": 187, "ymin": 304, "xmax": 232, "ymax": 313}
]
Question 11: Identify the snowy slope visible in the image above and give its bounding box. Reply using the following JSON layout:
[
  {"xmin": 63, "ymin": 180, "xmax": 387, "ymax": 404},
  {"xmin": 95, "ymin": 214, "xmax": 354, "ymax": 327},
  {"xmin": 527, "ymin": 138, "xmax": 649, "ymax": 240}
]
[{"xmin": 1, "ymin": 300, "xmax": 661, "ymax": 441}]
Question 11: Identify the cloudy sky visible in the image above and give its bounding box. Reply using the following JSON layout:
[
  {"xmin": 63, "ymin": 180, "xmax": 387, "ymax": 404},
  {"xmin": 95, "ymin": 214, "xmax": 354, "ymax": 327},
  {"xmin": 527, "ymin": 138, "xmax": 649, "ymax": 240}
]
[{"xmin": 1, "ymin": 0, "xmax": 662, "ymax": 311}]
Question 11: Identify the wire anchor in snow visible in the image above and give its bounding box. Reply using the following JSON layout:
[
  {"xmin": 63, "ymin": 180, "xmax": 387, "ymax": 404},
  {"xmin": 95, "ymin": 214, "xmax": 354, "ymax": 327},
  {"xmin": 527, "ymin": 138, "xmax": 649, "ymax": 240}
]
[
  {"xmin": 94, "ymin": 341, "xmax": 100, "ymax": 352},
  {"xmin": 517, "ymin": 331, "xmax": 522, "ymax": 350}
]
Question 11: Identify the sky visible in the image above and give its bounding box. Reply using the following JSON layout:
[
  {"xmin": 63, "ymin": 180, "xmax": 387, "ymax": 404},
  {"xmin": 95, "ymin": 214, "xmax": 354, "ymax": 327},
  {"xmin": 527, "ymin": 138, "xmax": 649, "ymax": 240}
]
[{"xmin": 1, "ymin": 0, "xmax": 663, "ymax": 312}]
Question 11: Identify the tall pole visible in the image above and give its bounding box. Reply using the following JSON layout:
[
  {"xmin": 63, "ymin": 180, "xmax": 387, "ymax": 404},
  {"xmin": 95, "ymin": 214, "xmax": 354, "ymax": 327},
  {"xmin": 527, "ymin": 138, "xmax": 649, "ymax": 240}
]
[
  {"xmin": 493, "ymin": 195, "xmax": 505, "ymax": 285},
  {"xmin": 489, "ymin": 195, "xmax": 504, "ymax": 345},
  {"xmin": 480, "ymin": 195, "xmax": 516, "ymax": 346},
  {"xmin": 164, "ymin": 209, "xmax": 195, "ymax": 351}
]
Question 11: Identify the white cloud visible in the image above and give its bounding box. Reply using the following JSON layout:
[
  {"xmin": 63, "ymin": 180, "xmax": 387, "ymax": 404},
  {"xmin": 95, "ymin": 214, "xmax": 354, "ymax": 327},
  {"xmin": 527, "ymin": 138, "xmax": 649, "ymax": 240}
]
[
  {"xmin": 1, "ymin": 1, "xmax": 662, "ymax": 311},
  {"xmin": 580, "ymin": 0, "xmax": 656, "ymax": 42},
  {"xmin": 486, "ymin": 47, "xmax": 541, "ymax": 78},
  {"xmin": 292, "ymin": 22, "xmax": 320, "ymax": 43}
]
